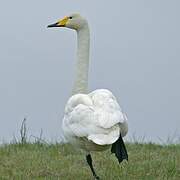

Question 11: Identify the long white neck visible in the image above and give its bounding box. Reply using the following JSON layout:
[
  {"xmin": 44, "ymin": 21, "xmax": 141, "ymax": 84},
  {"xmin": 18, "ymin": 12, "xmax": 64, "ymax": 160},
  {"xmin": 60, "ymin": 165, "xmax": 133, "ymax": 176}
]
[{"xmin": 72, "ymin": 25, "xmax": 90, "ymax": 95}]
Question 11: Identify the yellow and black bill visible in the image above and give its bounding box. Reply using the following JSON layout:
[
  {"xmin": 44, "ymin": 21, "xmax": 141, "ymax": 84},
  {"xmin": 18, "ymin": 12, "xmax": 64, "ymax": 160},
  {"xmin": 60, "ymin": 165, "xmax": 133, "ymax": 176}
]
[
  {"xmin": 47, "ymin": 17, "xmax": 69, "ymax": 28},
  {"xmin": 47, "ymin": 22, "xmax": 64, "ymax": 28}
]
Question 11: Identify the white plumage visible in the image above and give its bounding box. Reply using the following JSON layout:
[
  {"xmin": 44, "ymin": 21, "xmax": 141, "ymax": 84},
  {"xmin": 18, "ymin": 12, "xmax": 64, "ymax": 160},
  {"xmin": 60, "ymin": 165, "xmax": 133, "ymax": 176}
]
[
  {"xmin": 63, "ymin": 89, "xmax": 128, "ymax": 151},
  {"xmin": 48, "ymin": 13, "xmax": 128, "ymax": 179}
]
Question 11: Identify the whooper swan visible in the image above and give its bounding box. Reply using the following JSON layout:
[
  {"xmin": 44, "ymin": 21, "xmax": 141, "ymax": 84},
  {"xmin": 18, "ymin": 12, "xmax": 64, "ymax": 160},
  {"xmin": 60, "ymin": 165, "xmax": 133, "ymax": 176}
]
[{"xmin": 48, "ymin": 13, "xmax": 128, "ymax": 180}]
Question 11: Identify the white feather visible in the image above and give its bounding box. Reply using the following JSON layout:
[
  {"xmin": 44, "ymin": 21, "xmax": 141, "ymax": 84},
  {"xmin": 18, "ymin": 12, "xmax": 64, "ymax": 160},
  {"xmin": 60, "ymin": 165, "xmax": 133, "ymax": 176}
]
[{"xmin": 62, "ymin": 89, "xmax": 128, "ymax": 149}]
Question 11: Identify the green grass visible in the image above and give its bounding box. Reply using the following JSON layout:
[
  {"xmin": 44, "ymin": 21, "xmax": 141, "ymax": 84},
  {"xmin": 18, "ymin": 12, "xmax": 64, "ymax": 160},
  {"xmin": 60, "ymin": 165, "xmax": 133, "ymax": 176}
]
[{"xmin": 0, "ymin": 142, "xmax": 180, "ymax": 180}]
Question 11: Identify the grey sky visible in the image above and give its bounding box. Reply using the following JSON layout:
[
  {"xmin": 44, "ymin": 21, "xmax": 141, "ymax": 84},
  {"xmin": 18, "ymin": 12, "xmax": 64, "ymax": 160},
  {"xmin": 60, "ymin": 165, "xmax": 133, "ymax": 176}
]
[{"xmin": 0, "ymin": 0, "xmax": 180, "ymax": 143}]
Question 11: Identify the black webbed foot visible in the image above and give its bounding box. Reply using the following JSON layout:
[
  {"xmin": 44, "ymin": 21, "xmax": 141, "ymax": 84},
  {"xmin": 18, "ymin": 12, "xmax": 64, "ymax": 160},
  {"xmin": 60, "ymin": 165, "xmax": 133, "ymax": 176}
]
[{"xmin": 111, "ymin": 134, "xmax": 128, "ymax": 163}]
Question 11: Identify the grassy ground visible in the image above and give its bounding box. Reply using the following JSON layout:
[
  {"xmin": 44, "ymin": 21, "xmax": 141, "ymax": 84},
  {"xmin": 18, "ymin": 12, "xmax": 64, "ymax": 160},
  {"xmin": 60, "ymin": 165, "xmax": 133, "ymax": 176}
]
[{"xmin": 0, "ymin": 142, "xmax": 180, "ymax": 180}]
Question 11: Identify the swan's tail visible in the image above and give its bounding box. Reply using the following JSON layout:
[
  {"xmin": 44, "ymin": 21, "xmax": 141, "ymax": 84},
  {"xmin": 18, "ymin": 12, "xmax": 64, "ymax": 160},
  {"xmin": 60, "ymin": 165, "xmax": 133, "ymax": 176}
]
[{"xmin": 111, "ymin": 134, "xmax": 128, "ymax": 163}]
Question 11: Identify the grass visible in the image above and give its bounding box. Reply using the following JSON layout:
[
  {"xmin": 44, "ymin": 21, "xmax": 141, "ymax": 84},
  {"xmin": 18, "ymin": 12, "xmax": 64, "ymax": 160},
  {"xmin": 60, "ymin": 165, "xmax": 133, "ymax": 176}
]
[{"xmin": 0, "ymin": 142, "xmax": 180, "ymax": 180}]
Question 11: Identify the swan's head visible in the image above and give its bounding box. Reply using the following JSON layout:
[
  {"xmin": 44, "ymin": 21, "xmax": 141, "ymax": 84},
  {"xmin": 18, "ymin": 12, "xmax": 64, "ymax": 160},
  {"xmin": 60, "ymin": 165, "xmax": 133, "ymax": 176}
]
[{"xmin": 47, "ymin": 13, "xmax": 88, "ymax": 31}]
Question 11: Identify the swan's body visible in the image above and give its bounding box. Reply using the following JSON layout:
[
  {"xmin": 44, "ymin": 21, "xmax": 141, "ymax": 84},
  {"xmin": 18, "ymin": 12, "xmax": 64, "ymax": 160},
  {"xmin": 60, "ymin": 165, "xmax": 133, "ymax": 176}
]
[
  {"xmin": 63, "ymin": 89, "xmax": 128, "ymax": 151},
  {"xmin": 48, "ymin": 13, "xmax": 128, "ymax": 179}
]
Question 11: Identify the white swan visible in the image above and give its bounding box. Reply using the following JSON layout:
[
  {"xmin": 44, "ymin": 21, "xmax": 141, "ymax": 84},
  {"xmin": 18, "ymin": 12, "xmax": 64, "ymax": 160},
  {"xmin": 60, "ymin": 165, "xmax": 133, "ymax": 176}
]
[{"xmin": 48, "ymin": 13, "xmax": 128, "ymax": 179}]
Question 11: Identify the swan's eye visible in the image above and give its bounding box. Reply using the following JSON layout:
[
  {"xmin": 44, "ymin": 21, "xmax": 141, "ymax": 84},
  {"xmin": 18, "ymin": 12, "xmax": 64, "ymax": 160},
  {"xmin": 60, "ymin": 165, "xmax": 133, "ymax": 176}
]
[{"xmin": 69, "ymin": 16, "xmax": 73, "ymax": 19}]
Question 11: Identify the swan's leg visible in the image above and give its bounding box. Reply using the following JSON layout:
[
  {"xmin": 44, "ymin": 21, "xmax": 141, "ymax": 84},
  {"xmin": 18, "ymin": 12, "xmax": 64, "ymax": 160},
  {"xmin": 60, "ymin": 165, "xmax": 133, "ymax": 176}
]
[{"xmin": 86, "ymin": 154, "xmax": 100, "ymax": 179}]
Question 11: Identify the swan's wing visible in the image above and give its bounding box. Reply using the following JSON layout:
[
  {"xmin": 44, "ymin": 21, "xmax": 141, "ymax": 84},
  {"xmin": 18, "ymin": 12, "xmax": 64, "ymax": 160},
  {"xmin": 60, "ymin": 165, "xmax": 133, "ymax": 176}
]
[
  {"xmin": 89, "ymin": 89, "xmax": 127, "ymax": 128},
  {"xmin": 62, "ymin": 94, "xmax": 99, "ymax": 139},
  {"xmin": 62, "ymin": 91, "xmax": 128, "ymax": 145},
  {"xmin": 63, "ymin": 103, "xmax": 120, "ymax": 145}
]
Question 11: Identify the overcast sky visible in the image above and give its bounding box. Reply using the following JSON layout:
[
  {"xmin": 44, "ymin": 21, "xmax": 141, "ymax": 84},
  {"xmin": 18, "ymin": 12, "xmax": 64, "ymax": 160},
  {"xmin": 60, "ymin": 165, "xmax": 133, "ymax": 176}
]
[{"xmin": 0, "ymin": 0, "xmax": 180, "ymax": 144}]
